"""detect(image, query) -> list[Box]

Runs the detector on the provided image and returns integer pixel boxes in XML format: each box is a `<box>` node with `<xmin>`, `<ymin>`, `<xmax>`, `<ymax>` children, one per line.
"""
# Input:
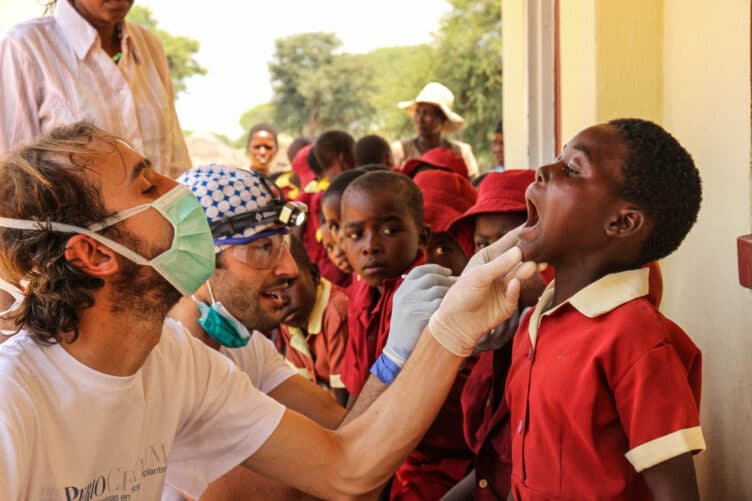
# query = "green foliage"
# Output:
<box><xmin>127</xmin><ymin>6</ymin><xmax>207</xmax><ymax>97</ymax></box>
<box><xmin>431</xmin><ymin>0</ymin><xmax>502</xmax><ymax>168</ymax></box>
<box><xmin>352</xmin><ymin>45</ymin><xmax>438</xmax><ymax>140</ymax></box>
<box><xmin>239</xmin><ymin>1</ymin><xmax>502</xmax><ymax>168</ymax></box>
<box><xmin>267</xmin><ymin>33</ymin><xmax>376</xmax><ymax>136</ymax></box>
<box><xmin>239</xmin><ymin>103</ymin><xmax>276</xmax><ymax>134</ymax></box>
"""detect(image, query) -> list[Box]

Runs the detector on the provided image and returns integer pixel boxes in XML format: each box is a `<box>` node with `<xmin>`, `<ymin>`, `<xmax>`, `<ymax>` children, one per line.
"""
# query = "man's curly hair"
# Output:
<box><xmin>0</xmin><ymin>122</ymin><xmax>121</xmax><ymax>343</ymax></box>
<box><xmin>609</xmin><ymin>118</ymin><xmax>702</xmax><ymax>265</ymax></box>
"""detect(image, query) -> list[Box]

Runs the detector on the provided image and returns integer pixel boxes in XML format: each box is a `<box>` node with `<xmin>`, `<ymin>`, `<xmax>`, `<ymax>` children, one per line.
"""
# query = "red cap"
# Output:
<box><xmin>447</xmin><ymin>169</ymin><xmax>535</xmax><ymax>244</ymax></box>
<box><xmin>413</xmin><ymin>170</ymin><xmax>477</xmax><ymax>257</ymax></box>
<box><xmin>401</xmin><ymin>147</ymin><xmax>469</xmax><ymax>179</ymax></box>
<box><xmin>291</xmin><ymin>144</ymin><xmax>316</xmax><ymax>187</ymax></box>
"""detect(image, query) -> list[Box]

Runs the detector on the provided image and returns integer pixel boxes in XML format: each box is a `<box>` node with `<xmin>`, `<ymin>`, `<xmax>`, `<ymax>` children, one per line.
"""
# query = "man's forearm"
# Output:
<box><xmin>333</xmin><ymin>328</ymin><xmax>464</xmax><ymax>490</ymax></box>
<box><xmin>339</xmin><ymin>375</ymin><xmax>387</xmax><ymax>427</ymax></box>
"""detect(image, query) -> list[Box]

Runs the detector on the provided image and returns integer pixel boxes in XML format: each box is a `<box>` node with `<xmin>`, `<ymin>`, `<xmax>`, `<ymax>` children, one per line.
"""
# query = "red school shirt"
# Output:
<box><xmin>460</xmin><ymin>341</ymin><xmax>514</xmax><ymax>501</ymax></box>
<box><xmin>340</xmin><ymin>256</ymin><xmax>424</xmax><ymax>397</ymax></box>
<box><xmin>390</xmin><ymin>358</ymin><xmax>476</xmax><ymax>501</ymax></box>
<box><xmin>279</xmin><ymin>279</ymin><xmax>349</xmax><ymax>390</ymax></box>
<box><xmin>505</xmin><ymin>268</ymin><xmax>704</xmax><ymax>501</ymax></box>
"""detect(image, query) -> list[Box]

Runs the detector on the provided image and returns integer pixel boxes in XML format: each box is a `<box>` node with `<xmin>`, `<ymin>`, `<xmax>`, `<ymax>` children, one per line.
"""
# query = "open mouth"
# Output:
<box><xmin>524</xmin><ymin>198</ymin><xmax>539</xmax><ymax>228</ymax></box>
<box><xmin>261</xmin><ymin>281</ymin><xmax>292</xmax><ymax>306</ymax></box>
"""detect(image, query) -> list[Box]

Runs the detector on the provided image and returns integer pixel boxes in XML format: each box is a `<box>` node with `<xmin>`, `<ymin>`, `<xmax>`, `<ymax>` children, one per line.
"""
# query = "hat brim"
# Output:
<box><xmin>399</xmin><ymin>100</ymin><xmax>464</xmax><ymax>134</ymax></box>
<box><xmin>446</xmin><ymin>198</ymin><xmax>528</xmax><ymax>241</ymax></box>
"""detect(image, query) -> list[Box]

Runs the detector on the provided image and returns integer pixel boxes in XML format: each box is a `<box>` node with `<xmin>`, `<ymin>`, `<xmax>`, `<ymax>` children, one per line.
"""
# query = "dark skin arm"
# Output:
<box><xmin>641</xmin><ymin>452</ymin><xmax>700</xmax><ymax>501</ymax></box>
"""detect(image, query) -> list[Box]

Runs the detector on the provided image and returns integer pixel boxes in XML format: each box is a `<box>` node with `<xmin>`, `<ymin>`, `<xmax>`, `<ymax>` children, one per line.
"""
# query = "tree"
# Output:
<box><xmin>127</xmin><ymin>6</ymin><xmax>207</xmax><ymax>97</ymax></box>
<box><xmin>268</xmin><ymin>33</ymin><xmax>375</xmax><ymax>136</ymax></box>
<box><xmin>431</xmin><ymin>0</ymin><xmax>502</xmax><ymax>168</ymax></box>
<box><xmin>353</xmin><ymin>45</ymin><xmax>438</xmax><ymax>140</ymax></box>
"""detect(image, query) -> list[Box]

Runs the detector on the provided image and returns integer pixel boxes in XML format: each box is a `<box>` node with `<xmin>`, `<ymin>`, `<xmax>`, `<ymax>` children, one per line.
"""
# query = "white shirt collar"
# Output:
<box><xmin>528</xmin><ymin>268</ymin><xmax>650</xmax><ymax>348</ymax></box>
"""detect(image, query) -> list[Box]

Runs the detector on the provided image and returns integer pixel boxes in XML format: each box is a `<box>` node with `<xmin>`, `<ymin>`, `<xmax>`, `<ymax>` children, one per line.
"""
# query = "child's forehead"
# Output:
<box><xmin>342</xmin><ymin>187</ymin><xmax>415</xmax><ymax>220</ymax></box>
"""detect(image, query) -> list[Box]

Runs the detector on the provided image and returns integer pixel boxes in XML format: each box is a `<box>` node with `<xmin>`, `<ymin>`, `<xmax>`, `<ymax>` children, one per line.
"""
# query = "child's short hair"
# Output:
<box><xmin>307</xmin><ymin>146</ymin><xmax>323</xmax><ymax>176</ymax></box>
<box><xmin>609</xmin><ymin>118</ymin><xmax>702</xmax><ymax>264</ymax></box>
<box><xmin>314</xmin><ymin>130</ymin><xmax>355</xmax><ymax>172</ymax></box>
<box><xmin>354</xmin><ymin>135</ymin><xmax>392</xmax><ymax>167</ymax></box>
<box><xmin>246</xmin><ymin>123</ymin><xmax>278</xmax><ymax>150</ymax></box>
<box><xmin>287</xmin><ymin>136</ymin><xmax>313</xmax><ymax>163</ymax></box>
<box><xmin>344</xmin><ymin>171</ymin><xmax>424</xmax><ymax>228</ymax></box>
<box><xmin>324</xmin><ymin>169</ymin><xmax>369</xmax><ymax>204</ymax></box>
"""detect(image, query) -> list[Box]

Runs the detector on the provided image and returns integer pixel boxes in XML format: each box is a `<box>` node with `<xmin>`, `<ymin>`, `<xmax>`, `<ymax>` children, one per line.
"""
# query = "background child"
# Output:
<box><xmin>338</xmin><ymin>170</ymin><xmax>428</xmax><ymax>398</ymax></box>
<box><xmin>277</xmin><ymin>236</ymin><xmax>349</xmax><ymax>406</ymax></box>
<box><xmin>355</xmin><ymin>134</ymin><xmax>394</xmax><ymax>168</ymax></box>
<box><xmin>413</xmin><ymin>169</ymin><xmax>477</xmax><ymax>276</ymax></box>
<box><xmin>400</xmin><ymin>146</ymin><xmax>469</xmax><ymax>179</ymax></box>
<box><xmin>295</xmin><ymin>131</ymin><xmax>356</xmax><ymax>287</ymax></box>
<box><xmin>443</xmin><ymin>169</ymin><xmax>539</xmax><ymax>501</ymax></box>
<box><xmin>508</xmin><ymin>118</ymin><xmax>704</xmax><ymax>500</ymax></box>
<box><xmin>386</xmin><ymin>168</ymin><xmax>478</xmax><ymax>500</ymax></box>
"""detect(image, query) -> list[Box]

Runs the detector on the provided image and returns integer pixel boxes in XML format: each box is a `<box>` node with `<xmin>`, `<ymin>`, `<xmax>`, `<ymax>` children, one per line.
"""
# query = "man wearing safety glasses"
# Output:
<box><xmin>167</xmin><ymin>164</ymin><xmax>360</xmax><ymax>499</ymax></box>
<box><xmin>0</xmin><ymin>123</ymin><xmax>540</xmax><ymax>500</ymax></box>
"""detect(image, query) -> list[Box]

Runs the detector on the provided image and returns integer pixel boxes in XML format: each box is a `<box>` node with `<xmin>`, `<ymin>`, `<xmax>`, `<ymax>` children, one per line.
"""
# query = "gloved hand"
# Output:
<box><xmin>428</xmin><ymin>228</ymin><xmax>544</xmax><ymax>357</ymax></box>
<box><xmin>370</xmin><ymin>264</ymin><xmax>456</xmax><ymax>384</ymax></box>
<box><xmin>470</xmin><ymin>310</ymin><xmax>522</xmax><ymax>356</ymax></box>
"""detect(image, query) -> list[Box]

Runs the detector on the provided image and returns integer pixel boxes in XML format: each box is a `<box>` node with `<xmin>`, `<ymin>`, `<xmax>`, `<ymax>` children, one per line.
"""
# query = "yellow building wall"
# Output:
<box><xmin>558</xmin><ymin>0</ymin><xmax>597</xmax><ymax>142</ymax></box>
<box><xmin>559</xmin><ymin>0</ymin><xmax>663</xmax><ymax>142</ymax></box>
<box><xmin>661</xmin><ymin>1</ymin><xmax>752</xmax><ymax>498</ymax></box>
<box><xmin>504</xmin><ymin>0</ymin><xmax>752</xmax><ymax>496</ymax></box>
<box><xmin>501</xmin><ymin>0</ymin><xmax>528</xmax><ymax>169</ymax></box>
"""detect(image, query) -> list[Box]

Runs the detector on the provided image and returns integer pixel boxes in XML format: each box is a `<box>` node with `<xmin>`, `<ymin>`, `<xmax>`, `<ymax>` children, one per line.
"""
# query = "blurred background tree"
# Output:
<box><xmin>238</xmin><ymin>0</ymin><xmax>501</xmax><ymax>170</ymax></box>
<box><xmin>127</xmin><ymin>6</ymin><xmax>207</xmax><ymax>97</ymax></box>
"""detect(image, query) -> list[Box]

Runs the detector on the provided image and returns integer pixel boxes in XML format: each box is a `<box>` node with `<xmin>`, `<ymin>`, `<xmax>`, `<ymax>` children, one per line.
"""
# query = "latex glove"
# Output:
<box><xmin>429</xmin><ymin>229</ymin><xmax>543</xmax><ymax>357</ymax></box>
<box><xmin>470</xmin><ymin>310</ymin><xmax>521</xmax><ymax>356</ymax></box>
<box><xmin>370</xmin><ymin>264</ymin><xmax>456</xmax><ymax>384</ymax></box>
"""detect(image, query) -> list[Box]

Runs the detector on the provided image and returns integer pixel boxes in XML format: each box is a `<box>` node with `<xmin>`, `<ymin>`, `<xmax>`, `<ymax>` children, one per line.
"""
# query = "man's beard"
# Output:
<box><xmin>210</xmin><ymin>275</ymin><xmax>287</xmax><ymax>334</ymax></box>
<box><xmin>228</xmin><ymin>288</ymin><xmax>282</xmax><ymax>333</ymax></box>
<box><xmin>109</xmin><ymin>231</ymin><xmax>183</xmax><ymax>320</ymax></box>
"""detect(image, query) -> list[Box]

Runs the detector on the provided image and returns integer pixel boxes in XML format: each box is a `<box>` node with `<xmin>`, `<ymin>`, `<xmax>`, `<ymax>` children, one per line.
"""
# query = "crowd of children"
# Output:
<box><xmin>237</xmin><ymin>113</ymin><xmax>705</xmax><ymax>501</ymax></box>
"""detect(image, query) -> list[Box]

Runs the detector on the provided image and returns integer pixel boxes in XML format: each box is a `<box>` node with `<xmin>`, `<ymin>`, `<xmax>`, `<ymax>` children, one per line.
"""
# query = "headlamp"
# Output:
<box><xmin>209</xmin><ymin>175</ymin><xmax>308</xmax><ymax>239</ymax></box>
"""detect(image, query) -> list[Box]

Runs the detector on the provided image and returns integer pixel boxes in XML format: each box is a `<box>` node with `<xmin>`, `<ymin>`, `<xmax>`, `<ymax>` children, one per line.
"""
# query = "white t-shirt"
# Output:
<box><xmin>0</xmin><ymin>319</ymin><xmax>285</xmax><ymax>500</ymax></box>
<box><xmin>161</xmin><ymin>331</ymin><xmax>297</xmax><ymax>500</ymax></box>
<box><xmin>219</xmin><ymin>331</ymin><xmax>296</xmax><ymax>394</ymax></box>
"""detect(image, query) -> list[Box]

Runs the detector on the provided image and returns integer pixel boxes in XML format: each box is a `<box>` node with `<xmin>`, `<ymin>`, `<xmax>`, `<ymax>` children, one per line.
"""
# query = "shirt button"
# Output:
<box><xmin>485</xmin><ymin>397</ymin><xmax>492</xmax><ymax>408</ymax></box>
<box><xmin>527</xmin><ymin>348</ymin><xmax>534</xmax><ymax>360</ymax></box>
<box><xmin>516</xmin><ymin>419</ymin><xmax>524</xmax><ymax>434</ymax></box>
<box><xmin>478</xmin><ymin>479</ymin><xmax>488</xmax><ymax>489</ymax></box>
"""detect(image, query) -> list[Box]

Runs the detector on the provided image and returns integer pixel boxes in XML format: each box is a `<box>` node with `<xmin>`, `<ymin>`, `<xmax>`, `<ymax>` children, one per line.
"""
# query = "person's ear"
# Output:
<box><xmin>605</xmin><ymin>207</ymin><xmax>645</xmax><ymax>238</ymax></box>
<box><xmin>63</xmin><ymin>235</ymin><xmax>120</xmax><ymax>277</ymax></box>
<box><xmin>418</xmin><ymin>225</ymin><xmax>431</xmax><ymax>250</ymax></box>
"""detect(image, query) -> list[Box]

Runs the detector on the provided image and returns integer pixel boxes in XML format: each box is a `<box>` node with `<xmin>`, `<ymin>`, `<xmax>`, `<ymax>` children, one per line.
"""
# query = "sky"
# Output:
<box><xmin>1</xmin><ymin>0</ymin><xmax>452</xmax><ymax>138</ymax></box>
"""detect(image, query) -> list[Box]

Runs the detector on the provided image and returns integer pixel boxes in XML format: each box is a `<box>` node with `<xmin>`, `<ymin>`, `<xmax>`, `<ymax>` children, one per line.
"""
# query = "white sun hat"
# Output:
<box><xmin>398</xmin><ymin>82</ymin><xmax>465</xmax><ymax>134</ymax></box>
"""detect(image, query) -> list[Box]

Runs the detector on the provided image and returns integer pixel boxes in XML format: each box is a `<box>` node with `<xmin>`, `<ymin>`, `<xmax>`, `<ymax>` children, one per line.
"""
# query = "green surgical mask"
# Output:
<box><xmin>191</xmin><ymin>281</ymin><xmax>251</xmax><ymax>348</ymax></box>
<box><xmin>0</xmin><ymin>184</ymin><xmax>216</xmax><ymax>297</ymax></box>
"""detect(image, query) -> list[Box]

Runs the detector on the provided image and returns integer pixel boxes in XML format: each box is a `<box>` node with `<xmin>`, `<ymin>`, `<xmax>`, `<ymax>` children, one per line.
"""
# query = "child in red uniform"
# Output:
<box><xmin>445</xmin><ymin>170</ymin><xmax>666</xmax><ymax>501</ymax></box>
<box><xmin>277</xmin><ymin>236</ymin><xmax>349</xmax><ymax>406</ymax></box>
<box><xmin>400</xmin><ymin>146</ymin><xmax>469</xmax><ymax>179</ymax></box>
<box><xmin>414</xmin><ymin>169</ymin><xmax>477</xmax><ymax>275</ymax></box>
<box><xmin>384</xmin><ymin>169</ymin><xmax>477</xmax><ymax>500</ymax></box>
<box><xmin>508</xmin><ymin>119</ymin><xmax>704</xmax><ymax>500</ymax></box>
<box><xmin>296</xmin><ymin>131</ymin><xmax>356</xmax><ymax>287</ymax></box>
<box><xmin>443</xmin><ymin>169</ymin><xmax>537</xmax><ymax>501</ymax></box>
<box><xmin>339</xmin><ymin>170</ymin><xmax>429</xmax><ymax>398</ymax></box>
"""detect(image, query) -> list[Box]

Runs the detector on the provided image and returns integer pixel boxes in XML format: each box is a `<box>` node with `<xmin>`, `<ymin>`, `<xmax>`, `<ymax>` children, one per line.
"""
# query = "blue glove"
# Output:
<box><xmin>371</xmin><ymin>264</ymin><xmax>456</xmax><ymax>384</ymax></box>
